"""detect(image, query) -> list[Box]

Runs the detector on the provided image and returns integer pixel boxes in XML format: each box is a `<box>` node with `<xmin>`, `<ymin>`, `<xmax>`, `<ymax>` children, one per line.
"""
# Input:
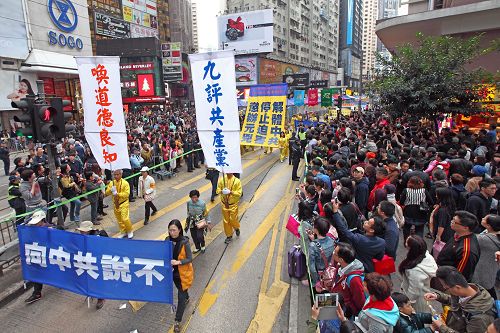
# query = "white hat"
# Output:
<box><xmin>27</xmin><ymin>210</ymin><xmax>46</xmax><ymax>225</ymax></box>
<box><xmin>76</xmin><ymin>221</ymin><xmax>94</xmax><ymax>232</ymax></box>
<box><xmin>140</xmin><ymin>166</ymin><xmax>149</xmax><ymax>172</ymax></box>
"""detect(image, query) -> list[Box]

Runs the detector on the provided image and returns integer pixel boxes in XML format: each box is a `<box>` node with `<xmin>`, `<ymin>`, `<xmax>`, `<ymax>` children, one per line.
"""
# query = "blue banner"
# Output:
<box><xmin>294</xmin><ymin>90</ymin><xmax>305</xmax><ymax>106</ymax></box>
<box><xmin>18</xmin><ymin>225</ymin><xmax>173</xmax><ymax>304</ymax></box>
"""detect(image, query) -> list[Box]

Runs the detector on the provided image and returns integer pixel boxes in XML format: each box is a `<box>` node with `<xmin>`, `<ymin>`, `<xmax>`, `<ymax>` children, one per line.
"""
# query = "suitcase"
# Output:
<box><xmin>288</xmin><ymin>245</ymin><xmax>307</xmax><ymax>279</ymax></box>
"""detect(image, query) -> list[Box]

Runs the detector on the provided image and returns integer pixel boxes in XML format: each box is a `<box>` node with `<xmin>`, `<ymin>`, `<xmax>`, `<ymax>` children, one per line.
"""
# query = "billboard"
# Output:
<box><xmin>283</xmin><ymin>73</ymin><xmax>310</xmax><ymax>88</ymax></box>
<box><xmin>123</xmin><ymin>0</ymin><xmax>157</xmax><ymax>32</ymax></box>
<box><xmin>94</xmin><ymin>12</ymin><xmax>131</xmax><ymax>39</ymax></box>
<box><xmin>259</xmin><ymin>59</ymin><xmax>299</xmax><ymax>84</ymax></box>
<box><xmin>162</xmin><ymin>42</ymin><xmax>183</xmax><ymax>82</ymax></box>
<box><xmin>217</xmin><ymin>9</ymin><xmax>273</xmax><ymax>55</ymax></box>
<box><xmin>347</xmin><ymin>0</ymin><xmax>353</xmax><ymax>45</ymax></box>
<box><xmin>235</xmin><ymin>56</ymin><xmax>258</xmax><ymax>86</ymax></box>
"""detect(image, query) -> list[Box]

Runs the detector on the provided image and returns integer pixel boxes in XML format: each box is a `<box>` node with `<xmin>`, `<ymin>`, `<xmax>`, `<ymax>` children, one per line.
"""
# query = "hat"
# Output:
<box><xmin>28</xmin><ymin>210</ymin><xmax>46</xmax><ymax>225</ymax></box>
<box><xmin>471</xmin><ymin>165</ymin><xmax>487</xmax><ymax>176</ymax></box>
<box><xmin>76</xmin><ymin>221</ymin><xmax>94</xmax><ymax>232</ymax></box>
<box><xmin>140</xmin><ymin>166</ymin><xmax>149</xmax><ymax>172</ymax></box>
<box><xmin>9</xmin><ymin>175</ymin><xmax>19</xmax><ymax>182</ymax></box>
<box><xmin>354</xmin><ymin>166</ymin><xmax>365</xmax><ymax>174</ymax></box>
<box><xmin>366</xmin><ymin>152</ymin><xmax>376</xmax><ymax>159</ymax></box>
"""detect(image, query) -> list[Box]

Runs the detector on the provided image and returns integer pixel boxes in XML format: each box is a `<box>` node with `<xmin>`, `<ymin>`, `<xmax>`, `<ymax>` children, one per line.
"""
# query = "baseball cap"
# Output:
<box><xmin>76</xmin><ymin>221</ymin><xmax>94</xmax><ymax>233</ymax></box>
<box><xmin>140</xmin><ymin>166</ymin><xmax>150</xmax><ymax>172</ymax></box>
<box><xmin>27</xmin><ymin>210</ymin><xmax>46</xmax><ymax>225</ymax></box>
<box><xmin>354</xmin><ymin>166</ymin><xmax>365</xmax><ymax>174</ymax></box>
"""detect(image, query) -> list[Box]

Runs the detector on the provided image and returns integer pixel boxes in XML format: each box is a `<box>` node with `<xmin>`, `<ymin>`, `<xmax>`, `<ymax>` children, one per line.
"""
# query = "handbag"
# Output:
<box><xmin>315</xmin><ymin>246</ymin><xmax>338</xmax><ymax>292</ymax></box>
<box><xmin>144</xmin><ymin>193</ymin><xmax>154</xmax><ymax>202</ymax></box>
<box><xmin>195</xmin><ymin>219</ymin><xmax>208</xmax><ymax>229</ymax></box>
<box><xmin>372</xmin><ymin>255</ymin><xmax>396</xmax><ymax>275</ymax></box>
<box><xmin>432</xmin><ymin>240</ymin><xmax>446</xmax><ymax>260</ymax></box>
<box><xmin>286</xmin><ymin>214</ymin><xmax>300</xmax><ymax>239</ymax></box>
<box><xmin>419</xmin><ymin>200</ymin><xmax>430</xmax><ymax>212</ymax></box>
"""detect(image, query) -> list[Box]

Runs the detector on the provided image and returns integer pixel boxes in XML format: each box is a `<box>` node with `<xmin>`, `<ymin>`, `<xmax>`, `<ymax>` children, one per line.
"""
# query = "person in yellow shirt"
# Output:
<box><xmin>216</xmin><ymin>173</ymin><xmax>242</xmax><ymax>244</ymax></box>
<box><xmin>278</xmin><ymin>132</ymin><xmax>288</xmax><ymax>163</ymax></box>
<box><xmin>105</xmin><ymin>169</ymin><xmax>133</xmax><ymax>238</ymax></box>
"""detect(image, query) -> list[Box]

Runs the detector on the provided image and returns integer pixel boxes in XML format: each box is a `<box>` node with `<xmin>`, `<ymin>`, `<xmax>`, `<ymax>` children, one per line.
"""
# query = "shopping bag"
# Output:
<box><xmin>372</xmin><ymin>255</ymin><xmax>396</xmax><ymax>275</ymax></box>
<box><xmin>432</xmin><ymin>240</ymin><xmax>446</xmax><ymax>260</ymax></box>
<box><xmin>286</xmin><ymin>214</ymin><xmax>300</xmax><ymax>239</ymax></box>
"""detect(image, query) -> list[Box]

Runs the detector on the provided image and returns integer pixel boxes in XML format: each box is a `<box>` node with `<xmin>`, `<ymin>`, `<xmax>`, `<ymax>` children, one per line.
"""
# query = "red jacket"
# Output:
<box><xmin>332</xmin><ymin>269</ymin><xmax>366</xmax><ymax>318</ymax></box>
<box><xmin>368</xmin><ymin>178</ymin><xmax>390</xmax><ymax>211</ymax></box>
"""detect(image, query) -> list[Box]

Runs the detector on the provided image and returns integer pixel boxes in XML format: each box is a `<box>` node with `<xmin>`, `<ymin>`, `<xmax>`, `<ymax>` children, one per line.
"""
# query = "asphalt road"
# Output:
<box><xmin>0</xmin><ymin>149</ymin><xmax>303</xmax><ymax>333</ymax></box>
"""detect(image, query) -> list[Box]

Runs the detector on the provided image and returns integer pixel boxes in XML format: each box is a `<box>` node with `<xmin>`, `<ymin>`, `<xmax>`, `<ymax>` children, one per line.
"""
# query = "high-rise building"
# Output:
<box><xmin>169</xmin><ymin>0</ymin><xmax>194</xmax><ymax>54</ymax></box>
<box><xmin>338</xmin><ymin>0</ymin><xmax>363</xmax><ymax>89</ymax></box>
<box><xmin>191</xmin><ymin>0</ymin><xmax>199</xmax><ymax>52</ymax></box>
<box><xmin>361</xmin><ymin>0</ymin><xmax>378</xmax><ymax>77</ymax></box>
<box><xmin>225</xmin><ymin>0</ymin><xmax>339</xmax><ymax>74</ymax></box>
<box><xmin>158</xmin><ymin>0</ymin><xmax>171</xmax><ymax>43</ymax></box>
<box><xmin>375</xmin><ymin>0</ymin><xmax>400</xmax><ymax>70</ymax></box>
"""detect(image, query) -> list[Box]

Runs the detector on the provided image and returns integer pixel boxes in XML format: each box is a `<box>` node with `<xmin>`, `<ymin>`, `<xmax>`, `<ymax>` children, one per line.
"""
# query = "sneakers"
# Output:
<box><xmin>192</xmin><ymin>248</ymin><xmax>201</xmax><ymax>254</ymax></box>
<box><xmin>144</xmin><ymin>219</ymin><xmax>149</xmax><ymax>226</ymax></box>
<box><xmin>127</xmin><ymin>232</ymin><xmax>134</xmax><ymax>239</ymax></box>
<box><xmin>174</xmin><ymin>322</ymin><xmax>181</xmax><ymax>333</ymax></box>
<box><xmin>151</xmin><ymin>210</ymin><xmax>157</xmax><ymax>216</ymax></box>
<box><xmin>25</xmin><ymin>293</ymin><xmax>41</xmax><ymax>304</ymax></box>
<box><xmin>201</xmin><ymin>247</ymin><xmax>206</xmax><ymax>253</ymax></box>
<box><xmin>224</xmin><ymin>236</ymin><xmax>233</xmax><ymax>244</ymax></box>
<box><xmin>235</xmin><ymin>229</ymin><xmax>240</xmax><ymax>237</ymax></box>
<box><xmin>96</xmin><ymin>299</ymin><xmax>105</xmax><ymax>310</ymax></box>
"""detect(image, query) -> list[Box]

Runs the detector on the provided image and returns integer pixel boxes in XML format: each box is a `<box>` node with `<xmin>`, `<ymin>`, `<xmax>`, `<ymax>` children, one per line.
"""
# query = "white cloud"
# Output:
<box><xmin>195</xmin><ymin>0</ymin><xmax>226</xmax><ymax>51</ymax></box>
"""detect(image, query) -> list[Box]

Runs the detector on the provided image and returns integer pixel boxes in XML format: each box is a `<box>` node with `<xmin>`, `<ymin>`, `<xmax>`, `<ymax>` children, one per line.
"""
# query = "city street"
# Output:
<box><xmin>0</xmin><ymin>149</ymin><xmax>306</xmax><ymax>333</ymax></box>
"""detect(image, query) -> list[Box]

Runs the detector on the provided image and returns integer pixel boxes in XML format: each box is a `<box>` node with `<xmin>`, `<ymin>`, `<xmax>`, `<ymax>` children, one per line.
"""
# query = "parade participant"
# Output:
<box><xmin>24</xmin><ymin>210</ymin><xmax>49</xmax><ymax>304</ymax></box>
<box><xmin>76</xmin><ymin>221</ymin><xmax>108</xmax><ymax>310</ymax></box>
<box><xmin>186</xmin><ymin>189</ymin><xmax>211</xmax><ymax>253</ymax></box>
<box><xmin>278</xmin><ymin>132</ymin><xmax>288</xmax><ymax>163</ymax></box>
<box><xmin>138</xmin><ymin>166</ymin><xmax>157</xmax><ymax>225</ymax></box>
<box><xmin>217</xmin><ymin>172</ymin><xmax>242</xmax><ymax>244</ymax></box>
<box><xmin>166</xmin><ymin>219</ymin><xmax>194</xmax><ymax>333</ymax></box>
<box><xmin>105</xmin><ymin>169</ymin><xmax>133</xmax><ymax>239</ymax></box>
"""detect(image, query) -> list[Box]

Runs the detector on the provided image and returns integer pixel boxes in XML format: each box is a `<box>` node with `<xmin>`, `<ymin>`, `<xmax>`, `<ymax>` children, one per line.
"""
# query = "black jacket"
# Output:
<box><xmin>402</xmin><ymin>170</ymin><xmax>431</xmax><ymax>191</ymax></box>
<box><xmin>449</xmin><ymin>158</ymin><xmax>473</xmax><ymax>179</ymax></box>
<box><xmin>437</xmin><ymin>233</ymin><xmax>480</xmax><ymax>282</ymax></box>
<box><xmin>8</xmin><ymin>184</ymin><xmax>25</xmax><ymax>210</ymax></box>
<box><xmin>395</xmin><ymin>312</ymin><xmax>432</xmax><ymax>333</ymax></box>
<box><xmin>465</xmin><ymin>192</ymin><xmax>491</xmax><ymax>232</ymax></box>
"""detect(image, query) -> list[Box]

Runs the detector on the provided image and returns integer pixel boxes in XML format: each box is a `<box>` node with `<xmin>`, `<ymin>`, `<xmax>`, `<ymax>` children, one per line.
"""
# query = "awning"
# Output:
<box><xmin>20</xmin><ymin>49</ymin><xmax>78</xmax><ymax>75</ymax></box>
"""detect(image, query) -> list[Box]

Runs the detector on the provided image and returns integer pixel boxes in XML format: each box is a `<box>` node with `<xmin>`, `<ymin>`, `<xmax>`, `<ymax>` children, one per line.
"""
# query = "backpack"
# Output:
<box><xmin>315</xmin><ymin>245</ymin><xmax>337</xmax><ymax>292</ymax></box>
<box><xmin>346</xmin><ymin>274</ymin><xmax>364</xmax><ymax>288</ymax></box>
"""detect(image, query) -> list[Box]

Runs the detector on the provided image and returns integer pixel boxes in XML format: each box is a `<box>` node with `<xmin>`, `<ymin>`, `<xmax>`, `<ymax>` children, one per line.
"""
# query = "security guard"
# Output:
<box><xmin>8</xmin><ymin>174</ymin><xmax>25</xmax><ymax>225</ymax></box>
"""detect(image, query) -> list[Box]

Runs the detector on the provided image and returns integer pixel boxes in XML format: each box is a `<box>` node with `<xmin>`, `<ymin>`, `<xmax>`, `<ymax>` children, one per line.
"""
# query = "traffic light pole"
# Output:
<box><xmin>46</xmin><ymin>142</ymin><xmax>65</xmax><ymax>228</ymax></box>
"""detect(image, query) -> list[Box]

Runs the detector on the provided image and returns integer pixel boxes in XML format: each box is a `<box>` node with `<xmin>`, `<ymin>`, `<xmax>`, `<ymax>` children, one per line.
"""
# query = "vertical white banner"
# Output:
<box><xmin>189</xmin><ymin>51</ymin><xmax>242</xmax><ymax>173</ymax></box>
<box><xmin>75</xmin><ymin>56</ymin><xmax>131</xmax><ymax>170</ymax></box>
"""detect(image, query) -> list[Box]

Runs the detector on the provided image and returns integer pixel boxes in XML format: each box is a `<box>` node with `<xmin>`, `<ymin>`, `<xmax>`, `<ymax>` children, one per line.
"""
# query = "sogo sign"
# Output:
<box><xmin>47</xmin><ymin>0</ymin><xmax>83</xmax><ymax>50</ymax></box>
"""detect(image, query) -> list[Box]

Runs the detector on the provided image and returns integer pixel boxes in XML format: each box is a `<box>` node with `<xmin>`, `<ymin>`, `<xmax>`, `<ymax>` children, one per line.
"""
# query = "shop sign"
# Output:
<box><xmin>310</xmin><ymin>80</ymin><xmax>329</xmax><ymax>88</ymax></box>
<box><xmin>120</xmin><ymin>62</ymin><xmax>154</xmax><ymax>71</ymax></box>
<box><xmin>122</xmin><ymin>96</ymin><xmax>165</xmax><ymax>103</ymax></box>
<box><xmin>94</xmin><ymin>12</ymin><xmax>131</xmax><ymax>39</ymax></box>
<box><xmin>47</xmin><ymin>0</ymin><xmax>83</xmax><ymax>50</ymax></box>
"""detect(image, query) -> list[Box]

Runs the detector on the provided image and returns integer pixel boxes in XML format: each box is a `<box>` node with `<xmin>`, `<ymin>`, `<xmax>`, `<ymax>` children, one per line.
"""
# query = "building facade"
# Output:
<box><xmin>191</xmin><ymin>0</ymin><xmax>199</xmax><ymax>52</ymax></box>
<box><xmin>361</xmin><ymin>0</ymin><xmax>378</xmax><ymax>77</ymax></box>
<box><xmin>158</xmin><ymin>0</ymin><xmax>171</xmax><ymax>43</ymax></box>
<box><xmin>225</xmin><ymin>0</ymin><xmax>339</xmax><ymax>76</ymax></box>
<box><xmin>169</xmin><ymin>0</ymin><xmax>194</xmax><ymax>54</ymax></box>
<box><xmin>375</xmin><ymin>0</ymin><xmax>400</xmax><ymax>70</ymax></box>
<box><xmin>338</xmin><ymin>0</ymin><xmax>363</xmax><ymax>90</ymax></box>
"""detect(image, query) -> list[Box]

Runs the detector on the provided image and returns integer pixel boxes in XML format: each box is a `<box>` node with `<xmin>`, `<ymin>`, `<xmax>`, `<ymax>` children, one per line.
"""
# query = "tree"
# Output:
<box><xmin>370</xmin><ymin>33</ymin><xmax>498</xmax><ymax>120</ymax></box>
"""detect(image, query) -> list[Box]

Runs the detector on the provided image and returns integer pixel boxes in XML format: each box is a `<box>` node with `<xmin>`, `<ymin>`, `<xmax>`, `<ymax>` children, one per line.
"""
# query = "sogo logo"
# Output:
<box><xmin>47</xmin><ymin>0</ymin><xmax>83</xmax><ymax>50</ymax></box>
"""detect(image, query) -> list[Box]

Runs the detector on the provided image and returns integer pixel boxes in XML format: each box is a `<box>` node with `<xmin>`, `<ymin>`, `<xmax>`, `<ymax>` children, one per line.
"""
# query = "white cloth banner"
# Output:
<box><xmin>189</xmin><ymin>51</ymin><xmax>242</xmax><ymax>173</ymax></box>
<box><xmin>75</xmin><ymin>56</ymin><xmax>131</xmax><ymax>170</ymax></box>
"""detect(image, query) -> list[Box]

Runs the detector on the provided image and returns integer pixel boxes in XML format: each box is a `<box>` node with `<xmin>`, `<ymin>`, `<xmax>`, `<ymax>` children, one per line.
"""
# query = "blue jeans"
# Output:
<box><xmin>70</xmin><ymin>198</ymin><xmax>81</xmax><ymax>222</ymax></box>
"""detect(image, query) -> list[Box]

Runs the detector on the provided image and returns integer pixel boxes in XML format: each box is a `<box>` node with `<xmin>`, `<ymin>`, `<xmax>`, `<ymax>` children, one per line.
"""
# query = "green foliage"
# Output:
<box><xmin>370</xmin><ymin>33</ymin><xmax>498</xmax><ymax>119</ymax></box>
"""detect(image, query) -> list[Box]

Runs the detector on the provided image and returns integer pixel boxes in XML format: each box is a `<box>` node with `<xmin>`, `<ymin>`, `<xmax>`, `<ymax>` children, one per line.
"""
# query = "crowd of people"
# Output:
<box><xmin>288</xmin><ymin>111</ymin><xmax>500</xmax><ymax>332</ymax></box>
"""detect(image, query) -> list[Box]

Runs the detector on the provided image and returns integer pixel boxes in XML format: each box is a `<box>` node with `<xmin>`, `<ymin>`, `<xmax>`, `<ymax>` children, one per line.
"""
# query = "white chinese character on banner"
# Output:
<box><xmin>25</xmin><ymin>242</ymin><xmax>47</xmax><ymax>267</ymax></box>
<box><xmin>134</xmin><ymin>258</ymin><xmax>165</xmax><ymax>286</ymax></box>
<box><xmin>102</xmin><ymin>255</ymin><xmax>131</xmax><ymax>283</ymax></box>
<box><xmin>74</xmin><ymin>251</ymin><xmax>99</xmax><ymax>279</ymax></box>
<box><xmin>48</xmin><ymin>246</ymin><xmax>71</xmax><ymax>271</ymax></box>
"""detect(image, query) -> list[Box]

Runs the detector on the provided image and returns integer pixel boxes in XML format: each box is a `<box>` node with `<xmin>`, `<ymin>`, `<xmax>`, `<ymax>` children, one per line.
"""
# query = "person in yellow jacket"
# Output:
<box><xmin>166</xmin><ymin>219</ymin><xmax>193</xmax><ymax>333</ymax></box>
<box><xmin>278</xmin><ymin>131</ymin><xmax>288</xmax><ymax>163</ymax></box>
<box><xmin>105</xmin><ymin>169</ymin><xmax>133</xmax><ymax>238</ymax></box>
<box><xmin>216</xmin><ymin>172</ymin><xmax>242</xmax><ymax>243</ymax></box>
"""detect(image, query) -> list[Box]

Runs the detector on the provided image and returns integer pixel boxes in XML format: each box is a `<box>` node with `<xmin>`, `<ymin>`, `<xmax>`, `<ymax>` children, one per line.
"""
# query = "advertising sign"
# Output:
<box><xmin>76</xmin><ymin>56</ymin><xmax>131</xmax><ymax>170</ymax></box>
<box><xmin>259</xmin><ymin>59</ymin><xmax>299</xmax><ymax>84</ymax></box>
<box><xmin>310</xmin><ymin>80</ymin><xmax>329</xmax><ymax>88</ymax></box>
<box><xmin>235</xmin><ymin>56</ymin><xmax>258</xmax><ymax>86</ymax></box>
<box><xmin>94</xmin><ymin>12</ymin><xmax>131</xmax><ymax>39</ymax></box>
<box><xmin>123</xmin><ymin>0</ymin><xmax>157</xmax><ymax>34</ymax></box>
<box><xmin>347</xmin><ymin>0</ymin><xmax>353</xmax><ymax>45</ymax></box>
<box><xmin>240</xmin><ymin>84</ymin><xmax>288</xmax><ymax>148</ymax></box>
<box><xmin>123</xmin><ymin>6</ymin><xmax>133</xmax><ymax>22</ymax></box>
<box><xmin>0</xmin><ymin>0</ymin><xmax>29</xmax><ymax>60</ymax></box>
<box><xmin>217</xmin><ymin>9</ymin><xmax>273</xmax><ymax>55</ymax></box>
<box><xmin>130</xmin><ymin>24</ymin><xmax>158</xmax><ymax>38</ymax></box>
<box><xmin>19</xmin><ymin>225</ymin><xmax>173</xmax><ymax>304</ymax></box>
<box><xmin>162</xmin><ymin>42</ymin><xmax>183</xmax><ymax>82</ymax></box>
<box><xmin>189</xmin><ymin>51</ymin><xmax>242</xmax><ymax>173</ymax></box>
<box><xmin>137</xmin><ymin>74</ymin><xmax>155</xmax><ymax>97</ymax></box>
<box><xmin>283</xmin><ymin>74</ymin><xmax>310</xmax><ymax>88</ymax></box>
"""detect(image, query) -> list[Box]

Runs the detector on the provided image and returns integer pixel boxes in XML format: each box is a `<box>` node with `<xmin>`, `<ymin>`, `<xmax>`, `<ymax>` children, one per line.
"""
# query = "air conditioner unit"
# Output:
<box><xmin>1</xmin><ymin>59</ymin><xmax>19</xmax><ymax>70</ymax></box>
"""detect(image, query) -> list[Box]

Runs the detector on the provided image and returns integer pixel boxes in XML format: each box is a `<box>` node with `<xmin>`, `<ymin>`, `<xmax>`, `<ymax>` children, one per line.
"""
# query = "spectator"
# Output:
<box><xmin>472</xmin><ymin>214</ymin><xmax>500</xmax><ymax>300</ymax></box>
<box><xmin>400</xmin><ymin>175</ymin><xmax>433</xmax><ymax>241</ymax></box>
<box><xmin>465</xmin><ymin>165</ymin><xmax>487</xmax><ymax>193</ymax></box>
<box><xmin>385</xmin><ymin>184</ymin><xmax>405</xmax><ymax>228</ymax></box>
<box><xmin>19</xmin><ymin>168</ymin><xmax>45</xmax><ymax>215</ymax></box>
<box><xmin>368</xmin><ymin>167</ymin><xmax>391</xmax><ymax>212</ymax></box>
<box><xmin>398</xmin><ymin>235</ymin><xmax>437</xmax><ymax>312</ymax></box>
<box><xmin>33</xmin><ymin>147</ymin><xmax>48</xmax><ymax>165</ymax></box>
<box><xmin>338</xmin><ymin>187</ymin><xmax>360</xmax><ymax>231</ymax></box>
<box><xmin>352</xmin><ymin>166</ymin><xmax>369</xmax><ymax>216</ymax></box>
<box><xmin>449</xmin><ymin>173</ymin><xmax>467</xmax><ymax>210</ymax></box>
<box><xmin>82</xmin><ymin>171</ymin><xmax>101</xmax><ymax>225</ymax></box>
<box><xmin>311</xmin><ymin>165</ymin><xmax>332</xmax><ymax>191</ymax></box>
<box><xmin>307</xmin><ymin>217</ymin><xmax>335</xmax><ymax>285</ymax></box>
<box><xmin>487</xmin><ymin>319</ymin><xmax>500</xmax><ymax>333</ymax></box>
<box><xmin>465</xmin><ymin>179</ymin><xmax>497</xmax><ymax>232</ymax></box>
<box><xmin>377</xmin><ymin>200</ymin><xmax>399</xmax><ymax>259</ymax></box>
<box><xmin>67</xmin><ymin>150</ymin><xmax>83</xmax><ymax>178</ymax></box>
<box><xmin>425</xmin><ymin>266</ymin><xmax>495</xmax><ymax>333</ymax></box>
<box><xmin>392</xmin><ymin>292</ymin><xmax>433</xmax><ymax>333</ymax></box>
<box><xmin>337</xmin><ymin>273</ymin><xmax>399</xmax><ymax>332</ymax></box>
<box><xmin>430</xmin><ymin>188</ymin><xmax>455</xmax><ymax>244</ymax></box>
<box><xmin>0</xmin><ymin>141</ymin><xmax>10</xmax><ymax>176</ymax></box>
<box><xmin>436</xmin><ymin>211</ymin><xmax>480</xmax><ymax>282</ymax></box>
<box><xmin>449</xmin><ymin>149</ymin><xmax>473</xmax><ymax>179</ymax></box>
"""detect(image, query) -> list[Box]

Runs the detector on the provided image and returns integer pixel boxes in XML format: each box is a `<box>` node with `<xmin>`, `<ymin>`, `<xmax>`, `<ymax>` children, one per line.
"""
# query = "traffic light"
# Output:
<box><xmin>33</xmin><ymin>102</ymin><xmax>57</xmax><ymax>142</ymax></box>
<box><xmin>12</xmin><ymin>97</ymin><xmax>36</xmax><ymax>139</ymax></box>
<box><xmin>51</xmin><ymin>98</ymin><xmax>75</xmax><ymax>139</ymax></box>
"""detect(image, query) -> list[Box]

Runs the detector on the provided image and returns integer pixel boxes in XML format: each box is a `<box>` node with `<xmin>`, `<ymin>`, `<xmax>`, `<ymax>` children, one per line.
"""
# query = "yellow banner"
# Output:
<box><xmin>123</xmin><ymin>6</ymin><xmax>133</xmax><ymax>22</ymax></box>
<box><xmin>240</xmin><ymin>96</ymin><xmax>287</xmax><ymax>147</ymax></box>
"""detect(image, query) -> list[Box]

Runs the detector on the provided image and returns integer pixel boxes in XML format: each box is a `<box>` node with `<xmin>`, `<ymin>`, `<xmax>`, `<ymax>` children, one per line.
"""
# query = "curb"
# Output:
<box><xmin>288</xmin><ymin>275</ymin><xmax>299</xmax><ymax>333</ymax></box>
<box><xmin>0</xmin><ymin>281</ymin><xmax>31</xmax><ymax>309</ymax></box>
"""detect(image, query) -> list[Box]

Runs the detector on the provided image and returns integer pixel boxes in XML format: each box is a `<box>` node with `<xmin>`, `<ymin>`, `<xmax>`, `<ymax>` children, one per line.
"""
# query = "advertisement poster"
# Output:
<box><xmin>259</xmin><ymin>59</ymin><xmax>299</xmax><ymax>84</ymax></box>
<box><xmin>94</xmin><ymin>12</ymin><xmax>131</xmax><ymax>39</ymax></box>
<box><xmin>217</xmin><ymin>9</ymin><xmax>273</xmax><ymax>55</ymax></box>
<box><xmin>123</xmin><ymin>6</ymin><xmax>133</xmax><ymax>22</ymax></box>
<box><xmin>240</xmin><ymin>84</ymin><xmax>288</xmax><ymax>148</ymax></box>
<box><xmin>235</xmin><ymin>56</ymin><xmax>257</xmax><ymax>86</ymax></box>
<box><xmin>131</xmin><ymin>24</ymin><xmax>158</xmax><ymax>38</ymax></box>
<box><xmin>162</xmin><ymin>42</ymin><xmax>183</xmax><ymax>82</ymax></box>
<box><xmin>283</xmin><ymin>73</ymin><xmax>310</xmax><ymax>88</ymax></box>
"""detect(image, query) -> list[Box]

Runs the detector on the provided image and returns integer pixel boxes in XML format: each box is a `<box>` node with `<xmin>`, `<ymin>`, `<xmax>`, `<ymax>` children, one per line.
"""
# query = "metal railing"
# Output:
<box><xmin>0</xmin><ymin>211</ymin><xmax>19</xmax><ymax>272</ymax></box>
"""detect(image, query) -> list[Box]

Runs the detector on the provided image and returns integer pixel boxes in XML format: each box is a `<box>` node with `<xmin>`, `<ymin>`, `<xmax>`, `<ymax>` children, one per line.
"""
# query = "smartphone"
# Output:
<box><xmin>295</xmin><ymin>188</ymin><xmax>300</xmax><ymax>195</ymax></box>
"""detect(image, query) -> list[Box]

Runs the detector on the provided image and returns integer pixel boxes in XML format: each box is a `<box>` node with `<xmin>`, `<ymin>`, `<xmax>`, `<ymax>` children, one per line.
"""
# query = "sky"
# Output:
<box><xmin>195</xmin><ymin>0</ymin><xmax>226</xmax><ymax>51</ymax></box>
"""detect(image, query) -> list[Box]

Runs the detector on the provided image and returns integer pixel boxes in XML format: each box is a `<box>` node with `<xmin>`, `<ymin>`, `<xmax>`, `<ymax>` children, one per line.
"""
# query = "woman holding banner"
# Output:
<box><xmin>166</xmin><ymin>219</ymin><xmax>194</xmax><ymax>333</ymax></box>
